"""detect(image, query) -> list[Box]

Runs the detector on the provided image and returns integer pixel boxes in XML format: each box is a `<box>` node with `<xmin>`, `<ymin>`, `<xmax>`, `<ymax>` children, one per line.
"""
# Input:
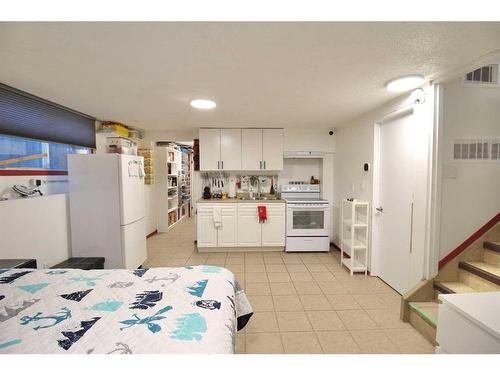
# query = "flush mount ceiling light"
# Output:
<box><xmin>190</xmin><ymin>99</ymin><xmax>216</xmax><ymax>110</ymax></box>
<box><xmin>386</xmin><ymin>75</ymin><xmax>425</xmax><ymax>92</ymax></box>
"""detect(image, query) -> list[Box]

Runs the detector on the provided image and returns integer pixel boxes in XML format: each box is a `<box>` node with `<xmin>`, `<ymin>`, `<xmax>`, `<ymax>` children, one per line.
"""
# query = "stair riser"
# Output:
<box><xmin>458</xmin><ymin>270</ymin><xmax>499</xmax><ymax>292</ymax></box>
<box><xmin>484</xmin><ymin>249</ymin><xmax>500</xmax><ymax>267</ymax></box>
<box><xmin>409</xmin><ymin>309</ymin><xmax>436</xmax><ymax>346</ymax></box>
<box><xmin>484</xmin><ymin>241</ymin><xmax>500</xmax><ymax>253</ymax></box>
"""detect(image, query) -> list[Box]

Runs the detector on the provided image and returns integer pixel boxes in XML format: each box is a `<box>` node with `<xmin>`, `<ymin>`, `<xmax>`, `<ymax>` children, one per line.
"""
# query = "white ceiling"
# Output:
<box><xmin>1</xmin><ymin>22</ymin><xmax>499</xmax><ymax>130</ymax></box>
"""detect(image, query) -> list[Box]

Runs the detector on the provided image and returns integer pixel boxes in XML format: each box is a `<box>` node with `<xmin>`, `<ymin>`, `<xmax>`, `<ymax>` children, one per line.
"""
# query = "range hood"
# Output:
<box><xmin>284</xmin><ymin>151</ymin><xmax>325</xmax><ymax>159</ymax></box>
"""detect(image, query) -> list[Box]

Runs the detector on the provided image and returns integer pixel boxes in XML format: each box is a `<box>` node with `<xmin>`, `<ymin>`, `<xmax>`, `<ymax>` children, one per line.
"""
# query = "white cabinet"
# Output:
<box><xmin>262</xmin><ymin>128</ymin><xmax>284</xmax><ymax>171</ymax></box>
<box><xmin>436</xmin><ymin>292</ymin><xmax>500</xmax><ymax>354</ymax></box>
<box><xmin>199</xmin><ymin>128</ymin><xmax>242</xmax><ymax>171</ymax></box>
<box><xmin>199</xmin><ymin>128</ymin><xmax>221</xmax><ymax>171</ymax></box>
<box><xmin>201</xmin><ymin>128</ymin><xmax>283</xmax><ymax>171</ymax></box>
<box><xmin>220</xmin><ymin>129</ymin><xmax>242</xmax><ymax>171</ymax></box>
<box><xmin>217</xmin><ymin>205</ymin><xmax>238</xmax><ymax>247</ymax></box>
<box><xmin>241</xmin><ymin>129</ymin><xmax>263</xmax><ymax>170</ymax></box>
<box><xmin>261</xmin><ymin>204</ymin><xmax>286</xmax><ymax>246</ymax></box>
<box><xmin>237</xmin><ymin>204</ymin><xmax>262</xmax><ymax>247</ymax></box>
<box><xmin>237</xmin><ymin>203</ymin><xmax>286</xmax><ymax>247</ymax></box>
<box><xmin>197</xmin><ymin>206</ymin><xmax>218</xmax><ymax>247</ymax></box>
<box><xmin>197</xmin><ymin>204</ymin><xmax>237</xmax><ymax>247</ymax></box>
<box><xmin>198</xmin><ymin>202</ymin><xmax>286</xmax><ymax>249</ymax></box>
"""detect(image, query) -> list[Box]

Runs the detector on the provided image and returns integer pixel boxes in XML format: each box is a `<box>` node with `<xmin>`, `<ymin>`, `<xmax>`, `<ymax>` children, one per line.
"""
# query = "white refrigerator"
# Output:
<box><xmin>68</xmin><ymin>154</ymin><xmax>147</xmax><ymax>269</ymax></box>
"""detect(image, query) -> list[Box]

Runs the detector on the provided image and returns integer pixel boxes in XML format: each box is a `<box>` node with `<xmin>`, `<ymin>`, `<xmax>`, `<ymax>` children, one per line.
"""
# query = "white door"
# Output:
<box><xmin>262</xmin><ymin>128</ymin><xmax>284</xmax><ymax>170</ymax></box>
<box><xmin>220</xmin><ymin>129</ymin><xmax>242</xmax><ymax>170</ymax></box>
<box><xmin>261</xmin><ymin>204</ymin><xmax>286</xmax><ymax>246</ymax></box>
<box><xmin>200</xmin><ymin>128</ymin><xmax>221</xmax><ymax>171</ymax></box>
<box><xmin>197</xmin><ymin>208</ymin><xmax>218</xmax><ymax>247</ymax></box>
<box><xmin>241</xmin><ymin>129</ymin><xmax>263</xmax><ymax>170</ymax></box>
<box><xmin>237</xmin><ymin>204</ymin><xmax>262</xmax><ymax>246</ymax></box>
<box><xmin>121</xmin><ymin>218</ymin><xmax>147</xmax><ymax>269</ymax></box>
<box><xmin>217</xmin><ymin>205</ymin><xmax>238</xmax><ymax>247</ymax></box>
<box><xmin>374</xmin><ymin>111</ymin><xmax>416</xmax><ymax>294</ymax></box>
<box><xmin>119</xmin><ymin>154</ymin><xmax>146</xmax><ymax>225</ymax></box>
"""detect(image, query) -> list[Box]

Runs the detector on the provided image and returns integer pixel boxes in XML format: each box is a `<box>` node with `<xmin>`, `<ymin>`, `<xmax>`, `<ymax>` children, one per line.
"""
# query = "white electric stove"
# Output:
<box><xmin>281</xmin><ymin>183</ymin><xmax>330</xmax><ymax>252</ymax></box>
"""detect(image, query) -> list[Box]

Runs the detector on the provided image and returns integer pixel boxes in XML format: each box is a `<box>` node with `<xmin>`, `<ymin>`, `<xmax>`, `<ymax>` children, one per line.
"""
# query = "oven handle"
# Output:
<box><xmin>288</xmin><ymin>205</ymin><xmax>330</xmax><ymax>210</ymax></box>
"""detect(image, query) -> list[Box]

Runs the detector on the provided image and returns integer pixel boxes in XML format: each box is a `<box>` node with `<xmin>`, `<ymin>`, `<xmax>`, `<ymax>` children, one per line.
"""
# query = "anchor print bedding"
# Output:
<box><xmin>0</xmin><ymin>266</ymin><xmax>252</xmax><ymax>354</ymax></box>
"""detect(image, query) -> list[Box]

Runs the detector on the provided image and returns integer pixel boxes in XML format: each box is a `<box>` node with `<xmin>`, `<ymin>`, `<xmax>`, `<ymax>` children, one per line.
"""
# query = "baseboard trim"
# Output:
<box><xmin>331</xmin><ymin>241</ymin><xmax>350</xmax><ymax>258</ymax></box>
<box><xmin>197</xmin><ymin>246</ymin><xmax>284</xmax><ymax>253</ymax></box>
<box><xmin>146</xmin><ymin>230</ymin><xmax>157</xmax><ymax>239</ymax></box>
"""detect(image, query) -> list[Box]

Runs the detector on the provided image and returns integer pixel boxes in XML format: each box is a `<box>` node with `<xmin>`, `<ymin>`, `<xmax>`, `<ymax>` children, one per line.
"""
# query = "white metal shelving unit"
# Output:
<box><xmin>340</xmin><ymin>199</ymin><xmax>370</xmax><ymax>275</ymax></box>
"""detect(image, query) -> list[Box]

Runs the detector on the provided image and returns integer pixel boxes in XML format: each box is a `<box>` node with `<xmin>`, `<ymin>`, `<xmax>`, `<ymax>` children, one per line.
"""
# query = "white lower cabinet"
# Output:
<box><xmin>217</xmin><ymin>206</ymin><xmax>238</xmax><ymax>247</ymax></box>
<box><xmin>237</xmin><ymin>204</ymin><xmax>263</xmax><ymax>247</ymax></box>
<box><xmin>197</xmin><ymin>204</ymin><xmax>237</xmax><ymax>248</ymax></box>
<box><xmin>261</xmin><ymin>204</ymin><xmax>286</xmax><ymax>246</ymax></box>
<box><xmin>197</xmin><ymin>207</ymin><xmax>218</xmax><ymax>247</ymax></box>
<box><xmin>197</xmin><ymin>202</ymin><xmax>285</xmax><ymax>249</ymax></box>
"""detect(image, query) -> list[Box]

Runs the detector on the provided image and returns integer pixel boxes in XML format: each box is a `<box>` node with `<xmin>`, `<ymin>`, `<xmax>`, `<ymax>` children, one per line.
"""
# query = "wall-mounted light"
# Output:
<box><xmin>190</xmin><ymin>99</ymin><xmax>216</xmax><ymax>110</ymax></box>
<box><xmin>386</xmin><ymin>75</ymin><xmax>425</xmax><ymax>92</ymax></box>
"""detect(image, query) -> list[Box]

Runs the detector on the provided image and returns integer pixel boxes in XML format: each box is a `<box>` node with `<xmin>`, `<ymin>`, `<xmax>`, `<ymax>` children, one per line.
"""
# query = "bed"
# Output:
<box><xmin>0</xmin><ymin>265</ymin><xmax>252</xmax><ymax>354</ymax></box>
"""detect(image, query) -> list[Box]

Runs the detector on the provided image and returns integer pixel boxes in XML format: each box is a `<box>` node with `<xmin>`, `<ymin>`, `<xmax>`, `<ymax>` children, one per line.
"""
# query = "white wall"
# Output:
<box><xmin>333</xmin><ymin>85</ymin><xmax>435</xmax><ymax>283</ymax></box>
<box><xmin>333</xmin><ymin>93</ymin><xmax>416</xmax><ymax>244</ymax></box>
<box><xmin>0</xmin><ymin>194</ymin><xmax>71</xmax><ymax>268</ymax></box>
<box><xmin>438</xmin><ymin>77</ymin><xmax>500</xmax><ymax>258</ymax></box>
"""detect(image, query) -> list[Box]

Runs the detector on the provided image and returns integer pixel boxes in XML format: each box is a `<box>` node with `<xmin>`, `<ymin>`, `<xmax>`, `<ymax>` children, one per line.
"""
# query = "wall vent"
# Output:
<box><xmin>453</xmin><ymin>138</ymin><xmax>500</xmax><ymax>161</ymax></box>
<box><xmin>491</xmin><ymin>139</ymin><xmax>500</xmax><ymax>161</ymax></box>
<box><xmin>464</xmin><ymin>64</ymin><xmax>498</xmax><ymax>85</ymax></box>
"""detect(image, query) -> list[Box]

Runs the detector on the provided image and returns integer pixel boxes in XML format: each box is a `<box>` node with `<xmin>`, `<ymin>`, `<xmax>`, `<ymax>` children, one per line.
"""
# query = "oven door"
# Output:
<box><xmin>286</xmin><ymin>204</ymin><xmax>330</xmax><ymax>236</ymax></box>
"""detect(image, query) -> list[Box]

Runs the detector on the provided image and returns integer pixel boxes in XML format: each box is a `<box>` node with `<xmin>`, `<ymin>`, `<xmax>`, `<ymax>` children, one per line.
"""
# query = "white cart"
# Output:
<box><xmin>340</xmin><ymin>199</ymin><xmax>370</xmax><ymax>275</ymax></box>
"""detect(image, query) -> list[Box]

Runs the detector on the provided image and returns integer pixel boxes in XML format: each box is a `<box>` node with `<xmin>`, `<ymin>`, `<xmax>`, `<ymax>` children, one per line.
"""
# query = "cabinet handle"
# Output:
<box><xmin>217</xmin><ymin>161</ymin><xmax>220</xmax><ymax>170</ymax></box>
<box><xmin>259</xmin><ymin>161</ymin><xmax>262</xmax><ymax>170</ymax></box>
<box><xmin>221</xmin><ymin>161</ymin><xmax>224</xmax><ymax>169</ymax></box>
<box><xmin>264</xmin><ymin>160</ymin><xmax>266</xmax><ymax>169</ymax></box>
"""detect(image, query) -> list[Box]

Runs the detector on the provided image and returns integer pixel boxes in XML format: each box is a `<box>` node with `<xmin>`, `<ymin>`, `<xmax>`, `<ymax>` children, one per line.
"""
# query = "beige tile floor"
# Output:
<box><xmin>145</xmin><ymin>217</ymin><xmax>434</xmax><ymax>354</ymax></box>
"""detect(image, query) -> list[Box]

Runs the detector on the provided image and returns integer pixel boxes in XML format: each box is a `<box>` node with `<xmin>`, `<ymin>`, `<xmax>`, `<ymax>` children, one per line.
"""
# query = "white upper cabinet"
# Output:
<box><xmin>199</xmin><ymin>128</ymin><xmax>220</xmax><ymax>171</ymax></box>
<box><xmin>220</xmin><ymin>129</ymin><xmax>242</xmax><ymax>170</ymax></box>
<box><xmin>241</xmin><ymin>129</ymin><xmax>263</xmax><ymax>170</ymax></box>
<box><xmin>200</xmin><ymin>128</ymin><xmax>283</xmax><ymax>171</ymax></box>
<box><xmin>262</xmin><ymin>128</ymin><xmax>284</xmax><ymax>170</ymax></box>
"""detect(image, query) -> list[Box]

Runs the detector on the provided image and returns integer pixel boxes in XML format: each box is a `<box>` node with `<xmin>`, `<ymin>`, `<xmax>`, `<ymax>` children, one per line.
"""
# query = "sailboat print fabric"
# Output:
<box><xmin>0</xmin><ymin>266</ymin><xmax>252</xmax><ymax>354</ymax></box>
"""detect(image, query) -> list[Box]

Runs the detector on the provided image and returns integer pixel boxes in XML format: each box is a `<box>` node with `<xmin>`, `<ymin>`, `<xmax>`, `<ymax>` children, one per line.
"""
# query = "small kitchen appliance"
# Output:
<box><xmin>228</xmin><ymin>177</ymin><xmax>237</xmax><ymax>198</ymax></box>
<box><xmin>282</xmin><ymin>183</ymin><xmax>330</xmax><ymax>252</ymax></box>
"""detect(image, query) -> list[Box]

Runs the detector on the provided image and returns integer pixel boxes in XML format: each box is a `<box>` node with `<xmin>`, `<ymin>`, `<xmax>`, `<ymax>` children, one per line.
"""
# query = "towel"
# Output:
<box><xmin>213</xmin><ymin>207</ymin><xmax>222</xmax><ymax>228</ymax></box>
<box><xmin>258</xmin><ymin>205</ymin><xmax>267</xmax><ymax>223</ymax></box>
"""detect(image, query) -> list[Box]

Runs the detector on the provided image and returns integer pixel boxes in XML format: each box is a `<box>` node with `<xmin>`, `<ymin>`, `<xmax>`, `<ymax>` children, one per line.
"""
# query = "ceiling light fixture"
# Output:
<box><xmin>190</xmin><ymin>99</ymin><xmax>216</xmax><ymax>110</ymax></box>
<box><xmin>386</xmin><ymin>75</ymin><xmax>425</xmax><ymax>92</ymax></box>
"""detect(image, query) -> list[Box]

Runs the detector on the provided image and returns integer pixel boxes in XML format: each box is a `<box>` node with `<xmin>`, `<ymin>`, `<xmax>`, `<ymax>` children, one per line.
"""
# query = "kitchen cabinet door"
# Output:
<box><xmin>217</xmin><ymin>205</ymin><xmax>238</xmax><ymax>247</ymax></box>
<box><xmin>241</xmin><ymin>129</ymin><xmax>263</xmax><ymax>170</ymax></box>
<box><xmin>199</xmin><ymin>128</ymin><xmax>221</xmax><ymax>171</ymax></box>
<box><xmin>220</xmin><ymin>129</ymin><xmax>242</xmax><ymax>170</ymax></box>
<box><xmin>237</xmin><ymin>204</ymin><xmax>262</xmax><ymax>247</ymax></box>
<box><xmin>261</xmin><ymin>204</ymin><xmax>286</xmax><ymax>246</ymax></box>
<box><xmin>197</xmin><ymin>207</ymin><xmax>217</xmax><ymax>247</ymax></box>
<box><xmin>262</xmin><ymin>128</ymin><xmax>284</xmax><ymax>170</ymax></box>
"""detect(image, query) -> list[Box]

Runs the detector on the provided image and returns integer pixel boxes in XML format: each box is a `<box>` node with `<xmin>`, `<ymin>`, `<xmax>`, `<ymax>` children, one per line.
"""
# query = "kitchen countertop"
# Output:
<box><xmin>197</xmin><ymin>197</ymin><xmax>286</xmax><ymax>204</ymax></box>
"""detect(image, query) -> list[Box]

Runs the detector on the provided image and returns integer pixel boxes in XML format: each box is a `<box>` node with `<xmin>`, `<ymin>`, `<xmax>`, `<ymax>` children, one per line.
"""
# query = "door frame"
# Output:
<box><xmin>371</xmin><ymin>86</ymin><xmax>441</xmax><ymax>284</ymax></box>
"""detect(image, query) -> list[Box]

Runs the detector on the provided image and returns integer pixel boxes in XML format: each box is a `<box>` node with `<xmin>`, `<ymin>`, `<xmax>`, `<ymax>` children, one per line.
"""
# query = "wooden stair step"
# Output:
<box><xmin>484</xmin><ymin>241</ymin><xmax>500</xmax><ymax>253</ymax></box>
<box><xmin>459</xmin><ymin>261</ymin><xmax>500</xmax><ymax>287</ymax></box>
<box><xmin>408</xmin><ymin>301</ymin><xmax>439</xmax><ymax>327</ymax></box>
<box><xmin>433</xmin><ymin>281</ymin><xmax>476</xmax><ymax>294</ymax></box>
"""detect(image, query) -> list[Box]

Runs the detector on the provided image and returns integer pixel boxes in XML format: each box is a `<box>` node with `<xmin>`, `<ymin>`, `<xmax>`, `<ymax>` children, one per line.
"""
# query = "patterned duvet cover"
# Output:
<box><xmin>0</xmin><ymin>266</ymin><xmax>252</xmax><ymax>354</ymax></box>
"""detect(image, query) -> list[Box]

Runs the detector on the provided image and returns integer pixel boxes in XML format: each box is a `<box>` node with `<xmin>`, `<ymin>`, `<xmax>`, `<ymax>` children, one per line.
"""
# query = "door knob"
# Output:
<box><xmin>376</xmin><ymin>206</ymin><xmax>383</xmax><ymax>212</ymax></box>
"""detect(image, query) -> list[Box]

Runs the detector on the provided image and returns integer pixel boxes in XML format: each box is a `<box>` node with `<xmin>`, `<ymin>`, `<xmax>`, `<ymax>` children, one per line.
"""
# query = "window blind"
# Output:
<box><xmin>0</xmin><ymin>84</ymin><xmax>96</xmax><ymax>148</ymax></box>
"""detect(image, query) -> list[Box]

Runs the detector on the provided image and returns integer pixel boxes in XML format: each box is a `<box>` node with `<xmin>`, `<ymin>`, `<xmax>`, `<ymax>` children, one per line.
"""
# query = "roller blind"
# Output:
<box><xmin>0</xmin><ymin>84</ymin><xmax>96</xmax><ymax>148</ymax></box>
